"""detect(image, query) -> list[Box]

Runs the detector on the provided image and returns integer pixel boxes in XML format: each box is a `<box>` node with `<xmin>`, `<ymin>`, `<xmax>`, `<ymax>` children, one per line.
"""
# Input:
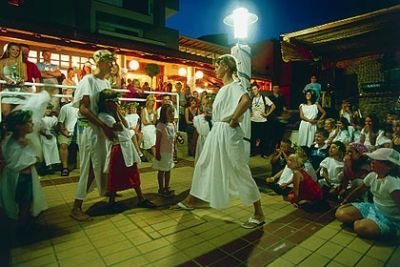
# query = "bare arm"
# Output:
<box><xmin>342</xmin><ymin>183</ymin><xmax>368</xmax><ymax>204</ymax></box>
<box><xmin>155</xmin><ymin>129</ymin><xmax>162</xmax><ymax>160</ymax></box>
<box><xmin>317</xmin><ymin>104</ymin><xmax>326</xmax><ymax>120</ymax></box>
<box><xmin>299</xmin><ymin>105</ymin><xmax>310</xmax><ymax>122</ymax></box>
<box><xmin>264</xmin><ymin>103</ymin><xmax>276</xmax><ymax>117</ymax></box>
<box><xmin>230</xmin><ymin>93</ymin><xmax>251</xmax><ymax>128</ymax></box>
<box><xmin>79</xmin><ymin>96</ymin><xmax>114</xmax><ymax>140</ymax></box>
<box><xmin>185</xmin><ymin>107</ymin><xmax>192</xmax><ymax>125</ymax></box>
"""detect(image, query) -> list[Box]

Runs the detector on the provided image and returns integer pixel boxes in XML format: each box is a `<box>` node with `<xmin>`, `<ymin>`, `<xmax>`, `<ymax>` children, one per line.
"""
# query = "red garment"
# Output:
<box><xmin>108</xmin><ymin>144</ymin><xmax>141</xmax><ymax>192</ymax></box>
<box><xmin>24</xmin><ymin>60</ymin><xmax>41</xmax><ymax>83</ymax></box>
<box><xmin>288</xmin><ymin>169</ymin><xmax>323</xmax><ymax>203</ymax></box>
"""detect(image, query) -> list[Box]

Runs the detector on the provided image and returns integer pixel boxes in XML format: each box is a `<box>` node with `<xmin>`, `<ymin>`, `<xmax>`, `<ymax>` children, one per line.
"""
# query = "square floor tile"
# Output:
<box><xmin>333</xmin><ymin>248</ymin><xmax>363</xmax><ymax>266</ymax></box>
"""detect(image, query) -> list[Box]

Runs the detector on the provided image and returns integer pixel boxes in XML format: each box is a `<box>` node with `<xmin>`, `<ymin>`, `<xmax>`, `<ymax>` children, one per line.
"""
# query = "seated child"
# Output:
<box><xmin>319</xmin><ymin>141</ymin><xmax>346</xmax><ymax>194</ymax></box>
<box><xmin>310</xmin><ymin>129</ymin><xmax>329</xmax><ymax>170</ymax></box>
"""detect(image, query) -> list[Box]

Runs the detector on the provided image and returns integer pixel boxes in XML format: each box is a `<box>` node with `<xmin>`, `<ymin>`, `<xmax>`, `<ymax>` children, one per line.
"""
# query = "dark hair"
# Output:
<box><xmin>67</xmin><ymin>67</ymin><xmax>74</xmax><ymax>73</ymax></box>
<box><xmin>159</xmin><ymin>103</ymin><xmax>174</xmax><ymax>124</ymax></box>
<box><xmin>98</xmin><ymin>89</ymin><xmax>120</xmax><ymax>113</ymax></box>
<box><xmin>4</xmin><ymin>109</ymin><xmax>32</xmax><ymax>134</ymax></box>
<box><xmin>316</xmin><ymin>128</ymin><xmax>329</xmax><ymax>138</ymax></box>
<box><xmin>331</xmin><ymin>141</ymin><xmax>346</xmax><ymax>158</ymax></box>
<box><xmin>299</xmin><ymin>146</ymin><xmax>311</xmax><ymax>159</ymax></box>
<box><xmin>304</xmin><ymin>89</ymin><xmax>317</xmax><ymax>103</ymax></box>
<box><xmin>365</xmin><ymin>114</ymin><xmax>380</xmax><ymax>133</ymax></box>
<box><xmin>338</xmin><ymin>117</ymin><xmax>349</xmax><ymax>130</ymax></box>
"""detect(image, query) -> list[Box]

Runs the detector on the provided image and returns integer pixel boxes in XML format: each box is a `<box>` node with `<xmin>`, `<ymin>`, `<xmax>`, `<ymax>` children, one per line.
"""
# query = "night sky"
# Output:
<box><xmin>166</xmin><ymin>0</ymin><xmax>400</xmax><ymax>44</ymax></box>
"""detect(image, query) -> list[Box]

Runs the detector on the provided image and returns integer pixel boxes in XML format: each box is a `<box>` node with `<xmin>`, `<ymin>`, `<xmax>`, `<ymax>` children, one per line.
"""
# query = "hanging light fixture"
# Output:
<box><xmin>128</xmin><ymin>59</ymin><xmax>140</xmax><ymax>70</ymax></box>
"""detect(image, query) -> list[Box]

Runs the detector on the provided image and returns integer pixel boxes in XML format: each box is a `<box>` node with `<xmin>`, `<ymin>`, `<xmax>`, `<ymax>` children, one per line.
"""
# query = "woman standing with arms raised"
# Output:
<box><xmin>176</xmin><ymin>55</ymin><xmax>265</xmax><ymax>229</ymax></box>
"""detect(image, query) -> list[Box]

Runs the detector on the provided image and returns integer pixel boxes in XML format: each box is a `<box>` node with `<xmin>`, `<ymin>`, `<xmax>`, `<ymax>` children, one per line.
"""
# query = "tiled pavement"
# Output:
<box><xmin>1</xmin><ymin>156</ymin><xmax>399</xmax><ymax>267</ymax></box>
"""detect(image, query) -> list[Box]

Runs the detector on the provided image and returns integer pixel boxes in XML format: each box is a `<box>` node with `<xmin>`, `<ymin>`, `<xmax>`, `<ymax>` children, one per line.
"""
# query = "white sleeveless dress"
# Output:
<box><xmin>298</xmin><ymin>104</ymin><xmax>318</xmax><ymax>147</ymax></box>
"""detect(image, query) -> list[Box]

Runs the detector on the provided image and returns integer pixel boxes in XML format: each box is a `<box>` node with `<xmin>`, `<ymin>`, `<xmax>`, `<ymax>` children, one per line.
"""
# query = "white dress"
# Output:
<box><xmin>0</xmin><ymin>138</ymin><xmax>48</xmax><ymax>220</ymax></box>
<box><xmin>98</xmin><ymin>113</ymin><xmax>141</xmax><ymax>173</ymax></box>
<box><xmin>298</xmin><ymin>104</ymin><xmax>318</xmax><ymax>147</ymax></box>
<box><xmin>72</xmin><ymin>74</ymin><xmax>110</xmax><ymax>199</ymax></box>
<box><xmin>40</xmin><ymin>115</ymin><xmax>61</xmax><ymax>166</ymax></box>
<box><xmin>193</xmin><ymin>114</ymin><xmax>211</xmax><ymax>164</ymax></box>
<box><xmin>125</xmin><ymin>113</ymin><xmax>140</xmax><ymax>136</ymax></box>
<box><xmin>141</xmin><ymin>108</ymin><xmax>156</xmax><ymax>149</ymax></box>
<box><xmin>189</xmin><ymin>81</ymin><xmax>261</xmax><ymax>209</ymax></box>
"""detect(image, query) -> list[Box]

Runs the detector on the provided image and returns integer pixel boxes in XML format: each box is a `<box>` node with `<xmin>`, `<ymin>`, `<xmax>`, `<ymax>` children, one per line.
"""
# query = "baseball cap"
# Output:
<box><xmin>365</xmin><ymin>148</ymin><xmax>400</xmax><ymax>166</ymax></box>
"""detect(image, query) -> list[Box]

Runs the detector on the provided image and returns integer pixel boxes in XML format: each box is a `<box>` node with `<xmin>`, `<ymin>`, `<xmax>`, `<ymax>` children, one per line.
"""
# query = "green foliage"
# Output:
<box><xmin>144</xmin><ymin>63</ymin><xmax>161</xmax><ymax>78</ymax></box>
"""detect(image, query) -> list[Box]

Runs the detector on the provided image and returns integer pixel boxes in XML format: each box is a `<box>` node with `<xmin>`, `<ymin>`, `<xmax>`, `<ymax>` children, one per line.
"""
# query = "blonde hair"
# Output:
<box><xmin>215</xmin><ymin>54</ymin><xmax>240</xmax><ymax>81</ymax></box>
<box><xmin>288</xmin><ymin>154</ymin><xmax>305</xmax><ymax>168</ymax></box>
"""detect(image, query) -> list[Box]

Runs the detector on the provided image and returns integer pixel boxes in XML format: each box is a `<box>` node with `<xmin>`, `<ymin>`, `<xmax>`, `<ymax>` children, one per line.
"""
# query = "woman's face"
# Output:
<box><xmin>214</xmin><ymin>62</ymin><xmax>226</xmax><ymax>79</ymax></box>
<box><xmin>146</xmin><ymin>100</ymin><xmax>155</xmax><ymax>108</ymax></box>
<box><xmin>336</xmin><ymin>121</ymin><xmax>344</xmax><ymax>130</ymax></box>
<box><xmin>8</xmin><ymin>45</ymin><xmax>20</xmax><ymax>58</ymax></box>
<box><xmin>17</xmin><ymin>119</ymin><xmax>33</xmax><ymax>134</ymax></box>
<box><xmin>190</xmin><ymin>99</ymin><xmax>197</xmax><ymax>107</ymax></box>
<box><xmin>364</xmin><ymin>117</ymin><xmax>373</xmax><ymax>127</ymax></box>
<box><xmin>305</xmin><ymin>91</ymin><xmax>312</xmax><ymax>101</ymax></box>
<box><xmin>393</xmin><ymin>123</ymin><xmax>400</xmax><ymax>134</ymax></box>
<box><xmin>167</xmin><ymin>108</ymin><xmax>175</xmax><ymax>122</ymax></box>
<box><xmin>324</xmin><ymin>121</ymin><xmax>334</xmax><ymax>131</ymax></box>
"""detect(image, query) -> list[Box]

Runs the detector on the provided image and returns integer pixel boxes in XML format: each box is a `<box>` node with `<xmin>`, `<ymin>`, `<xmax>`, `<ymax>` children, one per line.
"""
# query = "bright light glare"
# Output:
<box><xmin>178</xmin><ymin>67</ymin><xmax>187</xmax><ymax>76</ymax></box>
<box><xmin>128</xmin><ymin>60</ymin><xmax>139</xmax><ymax>70</ymax></box>
<box><xmin>195</xmin><ymin>70</ymin><xmax>204</xmax><ymax>79</ymax></box>
<box><xmin>233</xmin><ymin>8</ymin><xmax>249</xmax><ymax>39</ymax></box>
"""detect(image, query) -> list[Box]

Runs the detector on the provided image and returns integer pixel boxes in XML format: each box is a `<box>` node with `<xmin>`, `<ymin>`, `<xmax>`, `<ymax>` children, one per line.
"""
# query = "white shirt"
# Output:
<box><xmin>251</xmin><ymin>95</ymin><xmax>273</xmax><ymax>122</ymax></box>
<box><xmin>364</xmin><ymin>172</ymin><xmax>400</xmax><ymax>221</ymax></box>
<box><xmin>125</xmin><ymin>113</ymin><xmax>140</xmax><ymax>130</ymax></box>
<box><xmin>72</xmin><ymin>74</ymin><xmax>110</xmax><ymax>117</ymax></box>
<box><xmin>58</xmin><ymin>103</ymin><xmax>79</xmax><ymax>134</ymax></box>
<box><xmin>319</xmin><ymin>157</ymin><xmax>344</xmax><ymax>186</ymax></box>
<box><xmin>277</xmin><ymin>165</ymin><xmax>294</xmax><ymax>187</ymax></box>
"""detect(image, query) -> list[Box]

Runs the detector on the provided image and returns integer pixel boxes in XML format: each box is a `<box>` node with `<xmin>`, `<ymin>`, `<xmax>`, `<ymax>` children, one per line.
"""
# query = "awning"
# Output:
<box><xmin>280</xmin><ymin>4</ymin><xmax>400</xmax><ymax>62</ymax></box>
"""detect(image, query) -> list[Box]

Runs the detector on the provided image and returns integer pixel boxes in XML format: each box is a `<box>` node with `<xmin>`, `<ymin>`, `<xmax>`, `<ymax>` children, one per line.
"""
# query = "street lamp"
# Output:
<box><xmin>224</xmin><ymin>7</ymin><xmax>258</xmax><ymax>160</ymax></box>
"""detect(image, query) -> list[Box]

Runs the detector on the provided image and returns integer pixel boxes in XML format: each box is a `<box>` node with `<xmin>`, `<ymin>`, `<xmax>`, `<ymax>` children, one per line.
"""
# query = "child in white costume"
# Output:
<box><xmin>39</xmin><ymin>105</ymin><xmax>61</xmax><ymax>167</ymax></box>
<box><xmin>0</xmin><ymin>90</ymin><xmax>51</xmax><ymax>225</ymax></box>
<box><xmin>176</xmin><ymin>55</ymin><xmax>264</xmax><ymax>229</ymax></box>
<box><xmin>70</xmin><ymin>50</ymin><xmax>116</xmax><ymax>221</ymax></box>
<box><xmin>193</xmin><ymin>97</ymin><xmax>213</xmax><ymax>164</ymax></box>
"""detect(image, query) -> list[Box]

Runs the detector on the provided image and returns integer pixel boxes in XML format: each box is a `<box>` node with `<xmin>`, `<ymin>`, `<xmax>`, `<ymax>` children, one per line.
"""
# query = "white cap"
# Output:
<box><xmin>365</xmin><ymin>148</ymin><xmax>400</xmax><ymax>166</ymax></box>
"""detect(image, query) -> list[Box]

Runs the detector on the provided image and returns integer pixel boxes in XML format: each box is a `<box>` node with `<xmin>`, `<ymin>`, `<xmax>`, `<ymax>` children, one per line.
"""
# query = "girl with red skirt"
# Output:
<box><xmin>98</xmin><ymin>89</ymin><xmax>155</xmax><ymax>208</ymax></box>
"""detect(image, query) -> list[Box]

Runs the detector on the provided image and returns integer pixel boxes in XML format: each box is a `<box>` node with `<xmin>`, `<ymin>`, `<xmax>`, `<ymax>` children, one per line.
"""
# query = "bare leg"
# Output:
<box><xmin>108</xmin><ymin>192</ymin><xmax>116</xmax><ymax>204</ymax></box>
<box><xmin>354</xmin><ymin>219</ymin><xmax>381</xmax><ymax>238</ymax></box>
<box><xmin>59</xmin><ymin>143</ymin><xmax>69</xmax><ymax>169</ymax></box>
<box><xmin>132</xmin><ymin>136</ymin><xmax>143</xmax><ymax>156</ymax></box>
<box><xmin>164</xmin><ymin>171</ymin><xmax>171</xmax><ymax>191</ymax></box>
<box><xmin>335</xmin><ymin>204</ymin><xmax>363</xmax><ymax>224</ymax></box>
<box><xmin>134</xmin><ymin>187</ymin><xmax>145</xmax><ymax>202</ymax></box>
<box><xmin>157</xmin><ymin>171</ymin><xmax>165</xmax><ymax>192</ymax></box>
<box><xmin>150</xmin><ymin>146</ymin><xmax>156</xmax><ymax>157</ymax></box>
<box><xmin>253</xmin><ymin>200</ymin><xmax>264</xmax><ymax>220</ymax></box>
<box><xmin>70</xmin><ymin>161</ymin><xmax>94</xmax><ymax>221</ymax></box>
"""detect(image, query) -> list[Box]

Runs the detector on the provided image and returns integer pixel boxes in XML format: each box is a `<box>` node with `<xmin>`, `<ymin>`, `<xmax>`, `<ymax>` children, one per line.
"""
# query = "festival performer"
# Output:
<box><xmin>98</xmin><ymin>89</ymin><xmax>156</xmax><ymax>208</ymax></box>
<box><xmin>175</xmin><ymin>55</ymin><xmax>265</xmax><ymax>229</ymax></box>
<box><xmin>69</xmin><ymin>50</ymin><xmax>115</xmax><ymax>221</ymax></box>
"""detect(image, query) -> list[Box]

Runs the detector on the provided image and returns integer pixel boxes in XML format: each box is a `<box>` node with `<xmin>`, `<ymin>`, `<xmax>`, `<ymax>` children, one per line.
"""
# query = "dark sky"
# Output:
<box><xmin>166</xmin><ymin>0</ymin><xmax>400</xmax><ymax>44</ymax></box>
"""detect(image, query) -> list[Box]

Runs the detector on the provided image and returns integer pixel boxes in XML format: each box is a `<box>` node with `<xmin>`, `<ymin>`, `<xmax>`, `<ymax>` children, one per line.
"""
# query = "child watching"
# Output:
<box><xmin>319</xmin><ymin>141</ymin><xmax>346</xmax><ymax>194</ymax></box>
<box><xmin>310</xmin><ymin>129</ymin><xmax>329</xmax><ymax>170</ymax></box>
<box><xmin>270</xmin><ymin>139</ymin><xmax>294</xmax><ymax>176</ymax></box>
<box><xmin>336</xmin><ymin>148</ymin><xmax>400</xmax><ymax>239</ymax></box>
<box><xmin>39</xmin><ymin>104</ymin><xmax>60</xmax><ymax>173</ymax></box>
<box><xmin>153</xmin><ymin>103</ymin><xmax>177</xmax><ymax>197</ymax></box>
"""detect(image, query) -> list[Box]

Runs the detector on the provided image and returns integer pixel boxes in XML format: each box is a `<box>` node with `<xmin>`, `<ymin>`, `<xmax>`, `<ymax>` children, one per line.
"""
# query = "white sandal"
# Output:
<box><xmin>171</xmin><ymin>202</ymin><xmax>194</xmax><ymax>211</ymax></box>
<box><xmin>241</xmin><ymin>217</ymin><xmax>265</xmax><ymax>229</ymax></box>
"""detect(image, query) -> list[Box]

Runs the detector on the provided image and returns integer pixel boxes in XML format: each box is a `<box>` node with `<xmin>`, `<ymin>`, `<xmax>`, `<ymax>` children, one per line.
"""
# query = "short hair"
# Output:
<box><xmin>288</xmin><ymin>154</ymin><xmax>305</xmax><ymax>168</ymax></box>
<box><xmin>316</xmin><ymin>128</ymin><xmax>329</xmax><ymax>138</ymax></box>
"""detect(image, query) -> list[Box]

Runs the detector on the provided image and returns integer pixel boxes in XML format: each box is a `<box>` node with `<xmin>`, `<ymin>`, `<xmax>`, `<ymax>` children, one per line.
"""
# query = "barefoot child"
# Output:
<box><xmin>153</xmin><ymin>103</ymin><xmax>177</xmax><ymax>197</ymax></box>
<box><xmin>98</xmin><ymin>89</ymin><xmax>155</xmax><ymax>208</ymax></box>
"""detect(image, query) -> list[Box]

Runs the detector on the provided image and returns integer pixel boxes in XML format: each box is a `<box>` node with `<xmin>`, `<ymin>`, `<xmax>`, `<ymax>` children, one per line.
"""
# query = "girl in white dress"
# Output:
<box><xmin>193</xmin><ymin>96</ymin><xmax>213</xmax><ymax>163</ymax></box>
<box><xmin>176</xmin><ymin>55</ymin><xmax>265</xmax><ymax>229</ymax></box>
<box><xmin>125</xmin><ymin>103</ymin><xmax>144</xmax><ymax>158</ymax></box>
<box><xmin>141</xmin><ymin>95</ymin><xmax>157</xmax><ymax>156</ymax></box>
<box><xmin>39</xmin><ymin>105</ymin><xmax>61</xmax><ymax>169</ymax></box>
<box><xmin>298</xmin><ymin>90</ymin><xmax>326</xmax><ymax>147</ymax></box>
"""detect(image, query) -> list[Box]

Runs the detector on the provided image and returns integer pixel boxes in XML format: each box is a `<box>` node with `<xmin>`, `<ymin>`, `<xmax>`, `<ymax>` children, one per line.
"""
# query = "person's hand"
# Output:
<box><xmin>266</xmin><ymin>177</ymin><xmax>275</xmax><ymax>183</ymax></box>
<box><xmin>310</xmin><ymin>119</ymin><xmax>317</xmax><ymax>125</ymax></box>
<box><xmin>262</xmin><ymin>112</ymin><xmax>268</xmax><ymax>118</ymax></box>
<box><xmin>5</xmin><ymin>78</ymin><xmax>15</xmax><ymax>85</ymax></box>
<box><xmin>46</xmin><ymin>134</ymin><xmax>53</xmax><ymax>140</ymax></box>
<box><xmin>103</xmin><ymin>126</ymin><xmax>115</xmax><ymax>141</ymax></box>
<box><xmin>156</xmin><ymin>153</ymin><xmax>161</xmax><ymax>161</ymax></box>
<box><xmin>229</xmin><ymin>118</ymin><xmax>239</xmax><ymax>128</ymax></box>
<box><xmin>280</xmin><ymin>183</ymin><xmax>288</xmax><ymax>189</ymax></box>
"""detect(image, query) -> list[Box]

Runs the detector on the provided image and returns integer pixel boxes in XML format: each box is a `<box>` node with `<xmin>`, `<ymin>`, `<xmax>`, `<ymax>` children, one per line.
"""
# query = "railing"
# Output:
<box><xmin>0</xmin><ymin>80</ymin><xmax>180</xmax><ymax>122</ymax></box>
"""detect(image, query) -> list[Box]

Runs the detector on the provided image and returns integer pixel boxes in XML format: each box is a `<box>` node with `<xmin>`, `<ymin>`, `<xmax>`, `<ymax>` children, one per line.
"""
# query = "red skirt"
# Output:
<box><xmin>108</xmin><ymin>144</ymin><xmax>141</xmax><ymax>192</ymax></box>
<box><xmin>288</xmin><ymin>169</ymin><xmax>323</xmax><ymax>203</ymax></box>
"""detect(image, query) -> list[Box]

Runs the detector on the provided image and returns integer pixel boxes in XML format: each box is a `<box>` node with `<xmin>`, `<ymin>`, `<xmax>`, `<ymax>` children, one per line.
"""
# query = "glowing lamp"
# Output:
<box><xmin>195</xmin><ymin>70</ymin><xmax>204</xmax><ymax>79</ymax></box>
<box><xmin>223</xmin><ymin>7</ymin><xmax>258</xmax><ymax>39</ymax></box>
<box><xmin>128</xmin><ymin>60</ymin><xmax>139</xmax><ymax>70</ymax></box>
<box><xmin>178</xmin><ymin>67</ymin><xmax>187</xmax><ymax>76</ymax></box>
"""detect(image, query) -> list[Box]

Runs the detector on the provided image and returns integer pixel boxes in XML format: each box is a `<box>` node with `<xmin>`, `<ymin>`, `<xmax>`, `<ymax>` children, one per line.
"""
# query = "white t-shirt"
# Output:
<box><xmin>319</xmin><ymin>157</ymin><xmax>344</xmax><ymax>186</ymax></box>
<box><xmin>277</xmin><ymin>165</ymin><xmax>293</xmax><ymax>187</ymax></box>
<box><xmin>304</xmin><ymin>161</ymin><xmax>318</xmax><ymax>181</ymax></box>
<box><xmin>364</xmin><ymin>172</ymin><xmax>400</xmax><ymax>220</ymax></box>
<box><xmin>58</xmin><ymin>103</ymin><xmax>79</xmax><ymax>134</ymax></box>
<box><xmin>251</xmin><ymin>95</ymin><xmax>273</xmax><ymax>122</ymax></box>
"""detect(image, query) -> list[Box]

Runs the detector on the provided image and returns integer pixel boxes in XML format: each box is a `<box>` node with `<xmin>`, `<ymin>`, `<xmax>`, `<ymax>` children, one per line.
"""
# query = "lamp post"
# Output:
<box><xmin>224</xmin><ymin>7</ymin><xmax>258</xmax><ymax>160</ymax></box>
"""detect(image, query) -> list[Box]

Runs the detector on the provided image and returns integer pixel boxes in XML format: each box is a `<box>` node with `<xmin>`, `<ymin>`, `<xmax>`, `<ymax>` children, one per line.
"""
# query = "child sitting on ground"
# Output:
<box><xmin>310</xmin><ymin>129</ymin><xmax>330</xmax><ymax>170</ymax></box>
<box><xmin>319</xmin><ymin>141</ymin><xmax>346</xmax><ymax>195</ymax></box>
<box><xmin>270</xmin><ymin>139</ymin><xmax>294</xmax><ymax>176</ymax></box>
<box><xmin>336</xmin><ymin>148</ymin><xmax>400</xmax><ymax>239</ymax></box>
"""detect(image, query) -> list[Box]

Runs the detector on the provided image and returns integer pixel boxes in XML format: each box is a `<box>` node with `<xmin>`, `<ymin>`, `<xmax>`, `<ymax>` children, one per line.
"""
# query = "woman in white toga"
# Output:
<box><xmin>176</xmin><ymin>55</ymin><xmax>265</xmax><ymax>229</ymax></box>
